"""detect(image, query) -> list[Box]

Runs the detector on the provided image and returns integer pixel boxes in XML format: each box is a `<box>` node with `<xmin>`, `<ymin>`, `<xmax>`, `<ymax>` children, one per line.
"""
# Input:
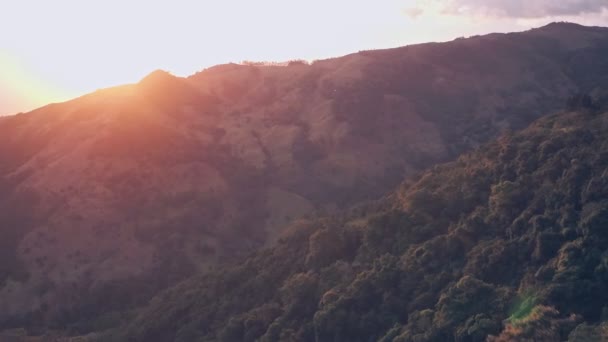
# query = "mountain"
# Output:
<box><xmin>1</xmin><ymin>22</ymin><xmax>608</xmax><ymax>334</ymax></box>
<box><xmin>116</xmin><ymin>99</ymin><xmax>608</xmax><ymax>341</ymax></box>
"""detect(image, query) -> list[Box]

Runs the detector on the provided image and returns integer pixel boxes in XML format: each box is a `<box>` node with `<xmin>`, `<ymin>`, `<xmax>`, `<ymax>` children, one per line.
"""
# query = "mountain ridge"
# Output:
<box><xmin>1</xmin><ymin>23</ymin><xmax>608</xmax><ymax>338</ymax></box>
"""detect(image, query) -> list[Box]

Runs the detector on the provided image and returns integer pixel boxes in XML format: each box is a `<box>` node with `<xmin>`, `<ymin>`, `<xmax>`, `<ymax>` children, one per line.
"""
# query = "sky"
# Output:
<box><xmin>1</xmin><ymin>0</ymin><xmax>607</xmax><ymax>116</ymax></box>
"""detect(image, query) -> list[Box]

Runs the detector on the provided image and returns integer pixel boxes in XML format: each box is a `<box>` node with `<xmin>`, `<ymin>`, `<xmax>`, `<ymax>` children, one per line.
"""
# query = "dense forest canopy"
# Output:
<box><xmin>109</xmin><ymin>99</ymin><xmax>608</xmax><ymax>341</ymax></box>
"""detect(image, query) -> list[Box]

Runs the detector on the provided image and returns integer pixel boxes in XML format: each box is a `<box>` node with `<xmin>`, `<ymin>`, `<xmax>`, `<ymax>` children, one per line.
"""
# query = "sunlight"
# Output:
<box><xmin>0</xmin><ymin>51</ymin><xmax>73</xmax><ymax>115</ymax></box>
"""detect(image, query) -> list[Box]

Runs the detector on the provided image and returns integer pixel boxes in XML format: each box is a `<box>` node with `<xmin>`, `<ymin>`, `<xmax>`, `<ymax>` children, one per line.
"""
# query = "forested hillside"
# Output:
<box><xmin>2</xmin><ymin>23</ymin><xmax>608</xmax><ymax>337</ymax></box>
<box><xmin>114</xmin><ymin>99</ymin><xmax>608</xmax><ymax>341</ymax></box>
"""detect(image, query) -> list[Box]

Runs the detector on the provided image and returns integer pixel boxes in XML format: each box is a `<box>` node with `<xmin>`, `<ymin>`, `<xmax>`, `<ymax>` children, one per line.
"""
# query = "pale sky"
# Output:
<box><xmin>1</xmin><ymin>0</ymin><xmax>607</xmax><ymax>116</ymax></box>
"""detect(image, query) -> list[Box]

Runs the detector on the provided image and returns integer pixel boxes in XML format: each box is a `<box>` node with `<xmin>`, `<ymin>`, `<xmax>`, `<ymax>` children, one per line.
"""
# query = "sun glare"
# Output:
<box><xmin>0</xmin><ymin>51</ymin><xmax>74</xmax><ymax>115</ymax></box>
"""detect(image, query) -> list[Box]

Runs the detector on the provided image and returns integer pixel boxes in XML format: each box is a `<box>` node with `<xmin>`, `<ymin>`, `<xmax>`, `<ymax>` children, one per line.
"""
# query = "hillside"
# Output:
<box><xmin>115</xmin><ymin>100</ymin><xmax>608</xmax><ymax>341</ymax></box>
<box><xmin>1</xmin><ymin>22</ymin><xmax>608</xmax><ymax>333</ymax></box>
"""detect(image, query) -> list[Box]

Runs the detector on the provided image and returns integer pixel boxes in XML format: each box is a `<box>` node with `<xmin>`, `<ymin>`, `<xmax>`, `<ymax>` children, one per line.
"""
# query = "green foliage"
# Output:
<box><xmin>488</xmin><ymin>305</ymin><xmax>580</xmax><ymax>341</ymax></box>
<box><xmin>508</xmin><ymin>295</ymin><xmax>537</xmax><ymax>323</ymax></box>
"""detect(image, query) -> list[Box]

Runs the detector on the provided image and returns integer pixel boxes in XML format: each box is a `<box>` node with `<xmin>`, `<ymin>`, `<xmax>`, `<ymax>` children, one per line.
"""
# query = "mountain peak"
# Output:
<box><xmin>534</xmin><ymin>21</ymin><xmax>607</xmax><ymax>34</ymax></box>
<box><xmin>541</xmin><ymin>21</ymin><xmax>585</xmax><ymax>29</ymax></box>
<box><xmin>138</xmin><ymin>69</ymin><xmax>178</xmax><ymax>86</ymax></box>
<box><xmin>524</xmin><ymin>22</ymin><xmax>608</xmax><ymax>50</ymax></box>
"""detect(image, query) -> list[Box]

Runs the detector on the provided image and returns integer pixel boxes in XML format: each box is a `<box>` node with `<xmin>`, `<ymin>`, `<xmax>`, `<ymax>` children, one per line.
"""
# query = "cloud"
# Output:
<box><xmin>440</xmin><ymin>0</ymin><xmax>608</xmax><ymax>18</ymax></box>
<box><xmin>404</xmin><ymin>7</ymin><xmax>424</xmax><ymax>18</ymax></box>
